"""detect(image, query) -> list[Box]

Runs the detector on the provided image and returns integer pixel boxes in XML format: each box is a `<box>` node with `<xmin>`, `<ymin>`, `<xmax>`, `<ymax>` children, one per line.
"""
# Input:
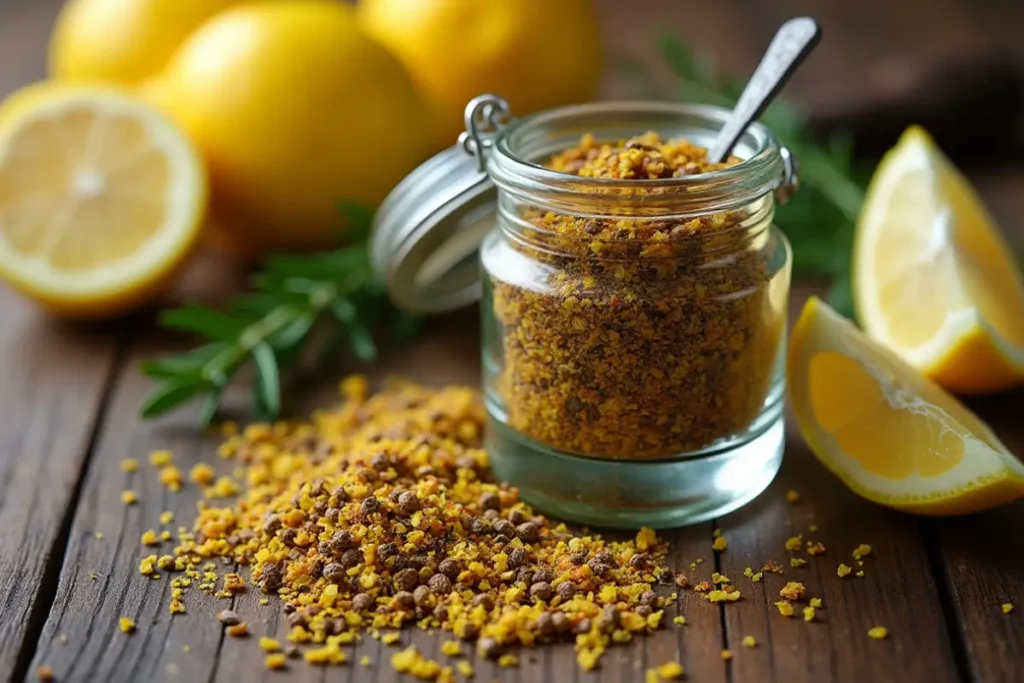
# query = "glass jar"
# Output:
<box><xmin>372</xmin><ymin>97</ymin><xmax>796</xmax><ymax>529</ymax></box>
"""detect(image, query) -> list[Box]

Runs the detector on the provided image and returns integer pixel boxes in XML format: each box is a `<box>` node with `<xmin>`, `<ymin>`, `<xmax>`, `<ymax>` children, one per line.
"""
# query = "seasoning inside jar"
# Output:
<box><xmin>489</xmin><ymin>130</ymin><xmax>787</xmax><ymax>460</ymax></box>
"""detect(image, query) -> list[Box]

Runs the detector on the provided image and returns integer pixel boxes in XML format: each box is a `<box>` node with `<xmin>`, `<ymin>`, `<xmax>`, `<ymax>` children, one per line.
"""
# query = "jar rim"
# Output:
<box><xmin>487</xmin><ymin>101</ymin><xmax>785</xmax><ymax>214</ymax></box>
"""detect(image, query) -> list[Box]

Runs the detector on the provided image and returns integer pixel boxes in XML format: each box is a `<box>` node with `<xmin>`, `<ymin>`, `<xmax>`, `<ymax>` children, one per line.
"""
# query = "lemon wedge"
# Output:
<box><xmin>0</xmin><ymin>84</ymin><xmax>206</xmax><ymax>317</ymax></box>
<box><xmin>789</xmin><ymin>296</ymin><xmax>1024</xmax><ymax>515</ymax></box>
<box><xmin>853</xmin><ymin>125</ymin><xmax>1024</xmax><ymax>392</ymax></box>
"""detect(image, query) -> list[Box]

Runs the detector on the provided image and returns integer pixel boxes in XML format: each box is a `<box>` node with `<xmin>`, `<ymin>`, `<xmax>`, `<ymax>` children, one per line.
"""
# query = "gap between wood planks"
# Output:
<box><xmin>8</xmin><ymin>324</ymin><xmax>134</xmax><ymax>683</ymax></box>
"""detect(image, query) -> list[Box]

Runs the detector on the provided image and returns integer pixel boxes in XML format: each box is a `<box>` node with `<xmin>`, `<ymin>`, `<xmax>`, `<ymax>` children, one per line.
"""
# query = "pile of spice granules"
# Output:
<box><xmin>135</xmin><ymin>378</ymin><xmax>677</xmax><ymax>676</ymax></box>
<box><xmin>489</xmin><ymin>131</ymin><xmax>787</xmax><ymax>459</ymax></box>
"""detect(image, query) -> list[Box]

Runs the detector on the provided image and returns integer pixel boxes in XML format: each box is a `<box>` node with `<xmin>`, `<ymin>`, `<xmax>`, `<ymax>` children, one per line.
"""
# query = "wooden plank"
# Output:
<box><xmin>716</xmin><ymin>421</ymin><xmax>961</xmax><ymax>683</ymax></box>
<box><xmin>918</xmin><ymin>168</ymin><xmax>1024</xmax><ymax>683</ymax></box>
<box><xmin>0</xmin><ymin>289</ymin><xmax>121</xmax><ymax>681</ymax></box>
<box><xmin>26</xmin><ymin>332</ymin><xmax>238</xmax><ymax>683</ymax></box>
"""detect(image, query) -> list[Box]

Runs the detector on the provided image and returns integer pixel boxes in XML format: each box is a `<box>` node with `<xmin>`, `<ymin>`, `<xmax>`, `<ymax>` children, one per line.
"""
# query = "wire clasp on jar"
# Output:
<box><xmin>775</xmin><ymin>146</ymin><xmax>800</xmax><ymax>204</ymax></box>
<box><xmin>459</xmin><ymin>94</ymin><xmax>512</xmax><ymax>172</ymax></box>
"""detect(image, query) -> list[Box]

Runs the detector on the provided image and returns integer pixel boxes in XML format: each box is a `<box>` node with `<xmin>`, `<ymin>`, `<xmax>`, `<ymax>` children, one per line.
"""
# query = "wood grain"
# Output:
<box><xmin>0</xmin><ymin>290</ymin><xmax>122</xmax><ymax>682</ymax></box>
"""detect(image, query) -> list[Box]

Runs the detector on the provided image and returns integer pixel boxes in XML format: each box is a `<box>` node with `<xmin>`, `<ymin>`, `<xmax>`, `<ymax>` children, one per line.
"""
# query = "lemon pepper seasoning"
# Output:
<box><xmin>491</xmin><ymin>132</ymin><xmax>786</xmax><ymax>459</ymax></box>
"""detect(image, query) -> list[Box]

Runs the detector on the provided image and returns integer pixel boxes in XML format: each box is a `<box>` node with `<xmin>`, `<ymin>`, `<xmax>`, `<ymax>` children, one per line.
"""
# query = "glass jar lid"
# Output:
<box><xmin>370</xmin><ymin>95</ymin><xmax>799</xmax><ymax>315</ymax></box>
<box><xmin>370</xmin><ymin>96</ymin><xmax>510</xmax><ymax>315</ymax></box>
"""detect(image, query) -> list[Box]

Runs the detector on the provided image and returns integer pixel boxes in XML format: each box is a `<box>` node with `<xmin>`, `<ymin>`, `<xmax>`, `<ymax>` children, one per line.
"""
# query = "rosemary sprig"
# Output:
<box><xmin>655</xmin><ymin>33</ymin><xmax>868</xmax><ymax>313</ymax></box>
<box><xmin>140</xmin><ymin>208</ymin><xmax>418</xmax><ymax>424</ymax></box>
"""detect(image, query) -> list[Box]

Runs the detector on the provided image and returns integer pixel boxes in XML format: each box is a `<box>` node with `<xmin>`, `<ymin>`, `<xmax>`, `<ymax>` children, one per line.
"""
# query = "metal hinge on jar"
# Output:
<box><xmin>459</xmin><ymin>94</ymin><xmax>512</xmax><ymax>172</ymax></box>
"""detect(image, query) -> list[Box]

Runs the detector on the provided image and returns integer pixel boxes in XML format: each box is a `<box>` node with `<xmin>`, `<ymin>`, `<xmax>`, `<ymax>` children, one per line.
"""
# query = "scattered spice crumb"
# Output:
<box><xmin>159</xmin><ymin>511</ymin><xmax>174</xmax><ymax>525</ymax></box>
<box><xmin>808</xmin><ymin>524</ymin><xmax>819</xmax><ymax>533</ymax></box>
<box><xmin>159</xmin><ymin>465</ymin><xmax>183</xmax><ymax>491</ymax></box>
<box><xmin>441</xmin><ymin>641</ymin><xmax>461</xmax><ymax>657</ymax></box>
<box><xmin>868</xmin><ymin>626</ymin><xmax>888</xmax><ymax>640</ymax></box>
<box><xmin>837</xmin><ymin>564</ymin><xmax>852</xmax><ymax>578</ymax></box>
<box><xmin>786</xmin><ymin>489</ymin><xmax>800</xmax><ymax>504</ymax></box>
<box><xmin>361</xmin><ymin>655</ymin><xmax>371</xmax><ymax>667</ymax></box>
<box><xmin>189</xmin><ymin>463</ymin><xmax>216</xmax><ymax>487</ymax></box>
<box><xmin>141</xmin><ymin>529</ymin><xmax>158</xmax><ymax>546</ymax></box>
<box><xmin>790</xmin><ymin>558</ymin><xmax>807</xmax><ymax>568</ymax></box>
<box><xmin>265</xmin><ymin>653</ymin><xmax>287</xmax><ymax>670</ymax></box>
<box><xmin>1002</xmin><ymin>603</ymin><xmax>1014</xmax><ymax>614</ymax></box>
<box><xmin>806</xmin><ymin>542</ymin><xmax>826</xmax><ymax>556</ymax></box>
<box><xmin>456</xmin><ymin>660</ymin><xmax>474</xmax><ymax>678</ymax></box>
<box><xmin>673</xmin><ymin>616</ymin><xmax>686</xmax><ymax>625</ymax></box>
<box><xmin>720</xmin><ymin>649</ymin><xmax>733</xmax><ymax>661</ymax></box>
<box><xmin>497</xmin><ymin>654</ymin><xmax>519</xmax><ymax>668</ymax></box>
<box><xmin>855</xmin><ymin>570</ymin><xmax>865</xmax><ymax>578</ymax></box>
<box><xmin>183</xmin><ymin>645</ymin><xmax>191</xmax><ymax>653</ymax></box>
<box><xmin>803</xmin><ymin>606</ymin><xmax>815</xmax><ymax>622</ymax></box>
<box><xmin>810</xmin><ymin>597</ymin><xmax>823</xmax><ymax>609</ymax></box>
<box><xmin>712</xmin><ymin>536</ymin><xmax>728</xmax><ymax>552</ymax></box>
<box><xmin>852</xmin><ymin>544</ymin><xmax>872</xmax><ymax>560</ymax></box>
<box><xmin>742</xmin><ymin>635</ymin><xmax>756</xmax><ymax>648</ymax></box>
<box><xmin>120</xmin><ymin>459</ymin><xmax>138</xmax><ymax>473</ymax></box>
<box><xmin>762</xmin><ymin>560</ymin><xmax>785</xmax><ymax>574</ymax></box>
<box><xmin>657</xmin><ymin>662</ymin><xmax>684</xmax><ymax>679</ymax></box>
<box><xmin>381</xmin><ymin>632</ymin><xmax>401</xmax><ymax>645</ymax></box>
<box><xmin>119</xmin><ymin>617</ymin><xmax>135</xmax><ymax>634</ymax></box>
<box><xmin>89</xmin><ymin>572</ymin><xmax>98</xmax><ymax>580</ymax></box>
<box><xmin>785</xmin><ymin>535</ymin><xmax>803</xmax><ymax>551</ymax></box>
<box><xmin>259</xmin><ymin>637</ymin><xmax>281</xmax><ymax>652</ymax></box>
<box><xmin>226</xmin><ymin>623</ymin><xmax>249</xmax><ymax>638</ymax></box>
<box><xmin>149</xmin><ymin>449</ymin><xmax>173</xmax><ymax>467</ymax></box>
<box><xmin>711</xmin><ymin>572</ymin><xmax>730</xmax><ymax>584</ymax></box>
<box><xmin>36</xmin><ymin>665</ymin><xmax>54</xmax><ymax>681</ymax></box>
<box><xmin>775</xmin><ymin>601</ymin><xmax>794</xmax><ymax>617</ymax></box>
<box><xmin>779</xmin><ymin>582</ymin><xmax>805</xmax><ymax>601</ymax></box>
<box><xmin>93</xmin><ymin>532</ymin><xmax>103</xmax><ymax>540</ymax></box>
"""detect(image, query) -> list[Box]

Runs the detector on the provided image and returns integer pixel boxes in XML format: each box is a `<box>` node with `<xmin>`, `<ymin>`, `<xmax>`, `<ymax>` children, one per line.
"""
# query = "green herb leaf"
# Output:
<box><xmin>140</xmin><ymin>201</ymin><xmax>417</xmax><ymax>424</ymax></box>
<box><xmin>140</xmin><ymin>379</ymin><xmax>203</xmax><ymax>419</ymax></box>
<box><xmin>159</xmin><ymin>306</ymin><xmax>247</xmax><ymax>341</ymax></box>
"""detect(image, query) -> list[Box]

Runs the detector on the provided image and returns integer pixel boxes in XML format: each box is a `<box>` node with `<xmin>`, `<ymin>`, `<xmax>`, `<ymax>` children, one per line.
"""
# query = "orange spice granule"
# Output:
<box><xmin>762</xmin><ymin>560</ymin><xmax>785</xmax><ymax>574</ymax></box>
<box><xmin>36</xmin><ymin>665</ymin><xmax>54</xmax><ymax>681</ymax></box>
<box><xmin>779</xmin><ymin>582</ymin><xmax>805</xmax><ymax>601</ymax></box>
<box><xmin>868</xmin><ymin>626</ymin><xmax>888</xmax><ymax>639</ymax></box>
<box><xmin>807</xmin><ymin>542</ymin><xmax>826</xmax><ymax>556</ymax></box>
<box><xmin>786</xmin><ymin>489</ymin><xmax>800</xmax><ymax>504</ymax></box>
<box><xmin>226</xmin><ymin>623</ymin><xmax>249</xmax><ymax>638</ymax></box>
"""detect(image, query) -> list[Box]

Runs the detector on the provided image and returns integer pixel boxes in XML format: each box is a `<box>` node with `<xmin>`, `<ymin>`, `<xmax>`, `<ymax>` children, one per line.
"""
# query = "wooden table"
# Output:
<box><xmin>3</xmin><ymin>2</ymin><xmax>1024</xmax><ymax>682</ymax></box>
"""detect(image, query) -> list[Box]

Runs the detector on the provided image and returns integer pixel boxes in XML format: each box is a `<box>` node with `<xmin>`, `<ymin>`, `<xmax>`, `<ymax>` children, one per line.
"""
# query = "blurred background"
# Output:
<box><xmin>3</xmin><ymin>0</ymin><xmax>1022</xmax><ymax>162</ymax></box>
<box><xmin>0</xmin><ymin>0</ymin><xmax>1022</xmax><ymax>325</ymax></box>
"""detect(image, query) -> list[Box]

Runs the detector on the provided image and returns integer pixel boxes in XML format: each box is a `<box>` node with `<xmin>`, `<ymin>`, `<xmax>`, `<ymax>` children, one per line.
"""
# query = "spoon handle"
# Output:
<box><xmin>707</xmin><ymin>17</ymin><xmax>822</xmax><ymax>163</ymax></box>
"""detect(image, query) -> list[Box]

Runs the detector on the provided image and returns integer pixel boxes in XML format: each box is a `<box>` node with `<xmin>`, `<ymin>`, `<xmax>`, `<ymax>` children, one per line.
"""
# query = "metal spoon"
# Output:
<box><xmin>706</xmin><ymin>17</ymin><xmax>822</xmax><ymax>163</ymax></box>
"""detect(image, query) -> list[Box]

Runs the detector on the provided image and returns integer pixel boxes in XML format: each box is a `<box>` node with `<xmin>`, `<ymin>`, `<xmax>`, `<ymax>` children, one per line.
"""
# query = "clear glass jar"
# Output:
<box><xmin>478</xmin><ymin>101</ymin><xmax>793</xmax><ymax>528</ymax></box>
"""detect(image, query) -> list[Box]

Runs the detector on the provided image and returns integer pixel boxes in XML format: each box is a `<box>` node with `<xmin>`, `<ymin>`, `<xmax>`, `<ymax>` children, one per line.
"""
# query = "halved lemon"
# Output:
<box><xmin>789</xmin><ymin>296</ymin><xmax>1024</xmax><ymax>515</ymax></box>
<box><xmin>0</xmin><ymin>83</ymin><xmax>206</xmax><ymax>317</ymax></box>
<box><xmin>853</xmin><ymin>125</ymin><xmax>1024</xmax><ymax>393</ymax></box>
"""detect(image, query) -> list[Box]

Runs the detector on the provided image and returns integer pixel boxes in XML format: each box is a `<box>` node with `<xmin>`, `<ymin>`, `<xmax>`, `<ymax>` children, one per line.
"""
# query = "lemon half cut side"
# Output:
<box><xmin>0</xmin><ymin>85</ymin><xmax>206</xmax><ymax>317</ymax></box>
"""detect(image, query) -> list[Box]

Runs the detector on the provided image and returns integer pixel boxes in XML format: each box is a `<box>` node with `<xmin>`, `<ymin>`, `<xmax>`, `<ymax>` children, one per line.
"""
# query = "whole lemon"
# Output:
<box><xmin>154</xmin><ymin>0</ymin><xmax>436</xmax><ymax>254</ymax></box>
<box><xmin>358</xmin><ymin>0</ymin><xmax>603</xmax><ymax>144</ymax></box>
<box><xmin>49</xmin><ymin>0</ymin><xmax>249</xmax><ymax>85</ymax></box>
